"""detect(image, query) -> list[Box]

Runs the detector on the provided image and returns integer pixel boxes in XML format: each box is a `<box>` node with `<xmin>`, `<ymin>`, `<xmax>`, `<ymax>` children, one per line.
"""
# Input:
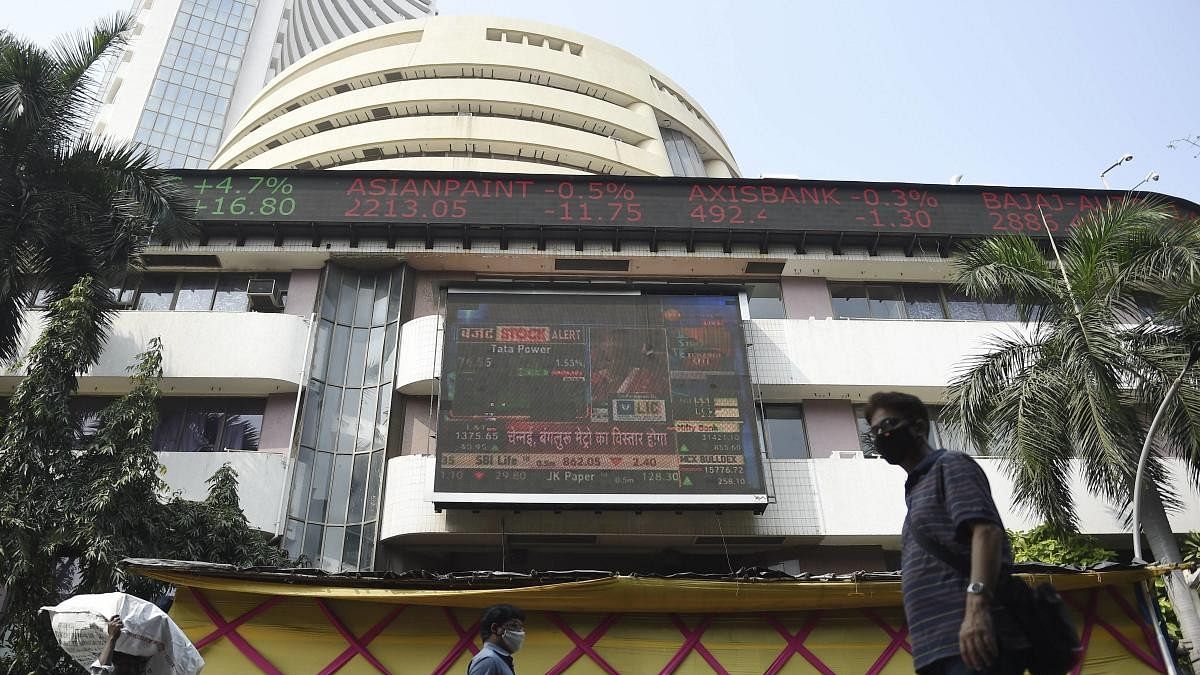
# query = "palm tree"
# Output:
<box><xmin>944</xmin><ymin>199</ymin><xmax>1200</xmax><ymax>666</ymax></box>
<box><xmin>0</xmin><ymin>14</ymin><xmax>193</xmax><ymax>364</ymax></box>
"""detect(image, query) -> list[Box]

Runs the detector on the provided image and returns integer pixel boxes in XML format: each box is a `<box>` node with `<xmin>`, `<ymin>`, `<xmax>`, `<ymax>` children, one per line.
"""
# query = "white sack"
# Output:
<box><xmin>41</xmin><ymin>592</ymin><xmax>204</xmax><ymax>675</ymax></box>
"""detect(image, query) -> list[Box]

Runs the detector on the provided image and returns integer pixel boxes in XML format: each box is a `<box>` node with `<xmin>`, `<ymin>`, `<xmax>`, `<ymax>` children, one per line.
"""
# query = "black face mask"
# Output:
<box><xmin>873</xmin><ymin>421</ymin><xmax>920</xmax><ymax>465</ymax></box>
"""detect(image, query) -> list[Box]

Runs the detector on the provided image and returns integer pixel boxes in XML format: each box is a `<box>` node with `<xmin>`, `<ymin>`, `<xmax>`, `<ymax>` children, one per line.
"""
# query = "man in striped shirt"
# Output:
<box><xmin>866</xmin><ymin>392</ymin><xmax>1029</xmax><ymax>674</ymax></box>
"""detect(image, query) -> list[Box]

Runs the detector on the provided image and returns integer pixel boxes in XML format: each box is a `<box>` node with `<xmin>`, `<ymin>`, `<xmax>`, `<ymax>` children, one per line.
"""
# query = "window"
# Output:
<box><xmin>760</xmin><ymin>403</ymin><xmax>810</xmax><ymax>459</ymax></box>
<box><xmin>661</xmin><ymin>127</ymin><xmax>706</xmax><ymax>177</ymax></box>
<box><xmin>153</xmin><ymin>398</ymin><xmax>265</xmax><ymax>452</ymax></box>
<box><xmin>112</xmin><ymin>272</ymin><xmax>287</xmax><ymax>312</ymax></box>
<box><xmin>746</xmin><ymin>282</ymin><xmax>786</xmax><ymax>319</ymax></box>
<box><xmin>829</xmin><ymin>282</ymin><xmax>1022</xmax><ymax>322</ymax></box>
<box><xmin>855</xmin><ymin>404</ymin><xmax>979</xmax><ymax>455</ymax></box>
<box><xmin>69</xmin><ymin>396</ymin><xmax>264</xmax><ymax>451</ymax></box>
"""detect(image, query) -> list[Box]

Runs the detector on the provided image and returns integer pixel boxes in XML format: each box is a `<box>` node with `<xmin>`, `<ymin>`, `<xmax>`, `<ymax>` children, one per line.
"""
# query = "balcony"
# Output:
<box><xmin>746</xmin><ymin>317</ymin><xmax>1025</xmax><ymax>399</ymax></box>
<box><xmin>0</xmin><ymin>310</ymin><xmax>312</xmax><ymax>395</ymax></box>
<box><xmin>379</xmin><ymin>454</ymin><xmax>1200</xmax><ymax>545</ymax></box>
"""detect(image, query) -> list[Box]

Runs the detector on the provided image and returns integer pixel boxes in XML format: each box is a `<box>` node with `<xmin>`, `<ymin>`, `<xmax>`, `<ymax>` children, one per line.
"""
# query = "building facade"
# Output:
<box><xmin>32</xmin><ymin>14</ymin><xmax>1200</xmax><ymax>575</ymax></box>
<box><xmin>210</xmin><ymin>16</ymin><xmax>738</xmax><ymax>178</ymax></box>
<box><xmin>85</xmin><ymin>0</ymin><xmax>435</xmax><ymax>168</ymax></box>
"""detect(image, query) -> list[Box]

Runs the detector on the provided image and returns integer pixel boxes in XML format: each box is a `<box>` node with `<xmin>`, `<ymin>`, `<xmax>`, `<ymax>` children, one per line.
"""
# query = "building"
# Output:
<box><xmin>24</xmin><ymin>14</ymin><xmax>1200</xmax><ymax>576</ymax></box>
<box><xmin>85</xmin><ymin>0</ymin><xmax>436</xmax><ymax>168</ymax></box>
<box><xmin>209</xmin><ymin>16</ymin><xmax>738</xmax><ymax>178</ymax></box>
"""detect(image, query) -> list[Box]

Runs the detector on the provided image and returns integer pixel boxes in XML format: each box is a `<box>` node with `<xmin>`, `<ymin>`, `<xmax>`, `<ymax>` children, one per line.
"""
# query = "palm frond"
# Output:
<box><xmin>991</xmin><ymin>370</ymin><xmax>1078</xmax><ymax>530</ymax></box>
<box><xmin>0</xmin><ymin>37</ymin><xmax>62</xmax><ymax>130</ymax></box>
<box><xmin>945</xmin><ymin>329</ymin><xmax>1047</xmax><ymax>452</ymax></box>
<box><xmin>50</xmin><ymin>13</ymin><xmax>133</xmax><ymax>92</ymax></box>
<box><xmin>954</xmin><ymin>235</ymin><xmax>1057</xmax><ymax>302</ymax></box>
<box><xmin>68</xmin><ymin>136</ymin><xmax>197</xmax><ymax>242</ymax></box>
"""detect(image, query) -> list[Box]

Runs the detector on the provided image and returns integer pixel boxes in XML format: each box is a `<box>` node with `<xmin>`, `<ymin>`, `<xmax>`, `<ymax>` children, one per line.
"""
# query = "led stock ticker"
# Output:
<box><xmin>191</xmin><ymin>175</ymin><xmax>296</xmax><ymax>217</ymax></box>
<box><xmin>180</xmin><ymin>170</ymin><xmax>1199</xmax><ymax>238</ymax></box>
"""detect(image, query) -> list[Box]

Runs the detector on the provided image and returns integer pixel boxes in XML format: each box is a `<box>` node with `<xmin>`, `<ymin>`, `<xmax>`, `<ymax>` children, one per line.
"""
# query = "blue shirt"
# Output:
<box><xmin>467</xmin><ymin>642</ymin><xmax>515</xmax><ymax>675</ymax></box>
<box><xmin>901</xmin><ymin>450</ymin><xmax>1021</xmax><ymax>670</ymax></box>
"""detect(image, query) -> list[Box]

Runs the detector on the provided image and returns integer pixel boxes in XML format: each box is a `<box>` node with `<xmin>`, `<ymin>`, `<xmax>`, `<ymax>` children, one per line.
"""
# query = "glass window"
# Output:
<box><xmin>903</xmin><ymin>285</ymin><xmax>946</xmax><ymax>320</ymax></box>
<box><xmin>982</xmin><ymin>301</ymin><xmax>1019</xmax><ymax>322</ymax></box>
<box><xmin>136</xmin><ymin>274</ymin><xmax>177</xmax><ymax>310</ymax></box>
<box><xmin>944</xmin><ymin>288</ymin><xmax>988</xmax><ymax>321</ymax></box>
<box><xmin>213</xmin><ymin>274</ymin><xmax>250</xmax><ymax>311</ymax></box>
<box><xmin>747</xmin><ymin>283</ymin><xmax>786</xmax><ymax>319</ymax></box>
<box><xmin>177</xmin><ymin>405</ymin><xmax>223</xmax><ymax>452</ymax></box>
<box><xmin>174</xmin><ymin>274</ymin><xmax>216</xmax><ymax>310</ymax></box>
<box><xmin>661</xmin><ymin>127</ymin><xmax>705</xmax><ymax>177</ymax></box>
<box><xmin>867</xmin><ymin>285</ymin><xmax>904</xmax><ymax>319</ymax></box>
<box><xmin>760</xmin><ymin>404</ymin><xmax>810</xmax><ymax>459</ymax></box>
<box><xmin>221</xmin><ymin>402</ymin><xmax>263</xmax><ymax>450</ymax></box>
<box><xmin>830</xmin><ymin>284</ymin><xmax>870</xmax><ymax>319</ymax></box>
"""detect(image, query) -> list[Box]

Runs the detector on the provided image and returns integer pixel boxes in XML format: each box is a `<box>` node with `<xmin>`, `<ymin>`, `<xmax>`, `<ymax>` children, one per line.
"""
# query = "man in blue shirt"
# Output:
<box><xmin>467</xmin><ymin>604</ymin><xmax>525</xmax><ymax>675</ymax></box>
<box><xmin>866</xmin><ymin>391</ymin><xmax>1028</xmax><ymax>675</ymax></box>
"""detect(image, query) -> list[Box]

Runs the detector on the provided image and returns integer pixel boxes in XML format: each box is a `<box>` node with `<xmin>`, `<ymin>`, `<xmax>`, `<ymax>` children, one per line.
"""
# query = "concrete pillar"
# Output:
<box><xmin>781</xmin><ymin>277</ymin><xmax>833</xmax><ymax>319</ymax></box>
<box><xmin>399</xmin><ymin>395</ymin><xmax>437</xmax><ymax>455</ymax></box>
<box><xmin>803</xmin><ymin>399</ymin><xmax>862</xmax><ymax>458</ymax></box>
<box><xmin>627</xmin><ymin>101</ymin><xmax>673</xmax><ymax>176</ymax></box>
<box><xmin>259</xmin><ymin>392</ymin><xmax>297</xmax><ymax>453</ymax></box>
<box><xmin>285</xmin><ymin>268</ymin><xmax>322</xmax><ymax>316</ymax></box>
<box><xmin>703</xmin><ymin>158</ymin><xmax>733</xmax><ymax>178</ymax></box>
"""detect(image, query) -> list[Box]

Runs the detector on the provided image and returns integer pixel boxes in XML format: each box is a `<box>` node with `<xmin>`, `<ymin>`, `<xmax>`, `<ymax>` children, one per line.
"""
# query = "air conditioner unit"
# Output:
<box><xmin>246</xmin><ymin>278</ymin><xmax>283</xmax><ymax>312</ymax></box>
<box><xmin>832</xmin><ymin>450</ymin><xmax>864</xmax><ymax>460</ymax></box>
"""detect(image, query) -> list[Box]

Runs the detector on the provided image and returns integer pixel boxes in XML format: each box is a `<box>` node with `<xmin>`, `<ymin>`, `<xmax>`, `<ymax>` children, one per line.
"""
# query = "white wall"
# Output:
<box><xmin>814</xmin><ymin>457</ymin><xmax>1200</xmax><ymax>540</ymax></box>
<box><xmin>380</xmin><ymin>455</ymin><xmax>1200</xmax><ymax>545</ymax></box>
<box><xmin>0</xmin><ymin>311</ymin><xmax>311</xmax><ymax>395</ymax></box>
<box><xmin>158</xmin><ymin>450</ymin><xmax>288</xmax><ymax>532</ymax></box>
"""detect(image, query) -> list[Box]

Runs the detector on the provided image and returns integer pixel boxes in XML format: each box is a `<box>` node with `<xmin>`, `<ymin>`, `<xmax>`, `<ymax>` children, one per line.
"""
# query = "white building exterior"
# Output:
<box><xmin>85</xmin><ymin>0</ymin><xmax>435</xmax><ymax>168</ymax></box>
<box><xmin>211</xmin><ymin>16</ymin><xmax>738</xmax><ymax>178</ymax></box>
<box><xmin>26</xmin><ymin>13</ymin><xmax>1195</xmax><ymax>573</ymax></box>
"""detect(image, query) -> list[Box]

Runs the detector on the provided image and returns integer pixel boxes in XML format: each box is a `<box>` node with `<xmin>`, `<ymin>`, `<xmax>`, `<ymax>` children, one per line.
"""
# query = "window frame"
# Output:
<box><xmin>758</xmin><ymin>402</ymin><xmax>811</xmax><ymax>460</ymax></box>
<box><xmin>829</xmin><ymin>282</ymin><xmax>1028</xmax><ymax>322</ymax></box>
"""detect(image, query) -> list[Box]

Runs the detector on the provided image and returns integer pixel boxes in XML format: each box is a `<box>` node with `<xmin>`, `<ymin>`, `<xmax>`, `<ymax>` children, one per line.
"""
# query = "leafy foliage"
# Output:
<box><xmin>0</xmin><ymin>15</ymin><xmax>194</xmax><ymax>365</ymax></box>
<box><xmin>944</xmin><ymin>199</ymin><xmax>1200</xmax><ymax>665</ymax></box>
<box><xmin>0</xmin><ymin>283</ymin><xmax>288</xmax><ymax>674</ymax></box>
<box><xmin>1008</xmin><ymin>525</ymin><xmax>1116</xmax><ymax>568</ymax></box>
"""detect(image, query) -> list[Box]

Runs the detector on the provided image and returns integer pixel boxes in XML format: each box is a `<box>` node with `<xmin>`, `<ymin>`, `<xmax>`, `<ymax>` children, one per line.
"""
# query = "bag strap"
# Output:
<box><xmin>910</xmin><ymin>525</ymin><xmax>971</xmax><ymax>576</ymax></box>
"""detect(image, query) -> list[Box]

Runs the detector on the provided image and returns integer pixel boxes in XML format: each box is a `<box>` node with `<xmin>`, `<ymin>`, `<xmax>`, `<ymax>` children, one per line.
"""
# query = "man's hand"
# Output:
<box><xmin>106</xmin><ymin>616</ymin><xmax>123</xmax><ymax>639</ymax></box>
<box><xmin>959</xmin><ymin>595</ymin><xmax>997</xmax><ymax>671</ymax></box>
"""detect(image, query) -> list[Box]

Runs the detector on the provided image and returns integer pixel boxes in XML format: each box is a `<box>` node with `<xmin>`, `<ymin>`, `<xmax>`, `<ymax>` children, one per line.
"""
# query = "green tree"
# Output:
<box><xmin>1009</xmin><ymin>525</ymin><xmax>1117</xmax><ymax>568</ymax></box>
<box><xmin>944</xmin><ymin>199</ymin><xmax>1200</xmax><ymax>665</ymax></box>
<box><xmin>0</xmin><ymin>14</ymin><xmax>193</xmax><ymax>363</ymax></box>
<box><xmin>0</xmin><ymin>280</ymin><xmax>288</xmax><ymax>673</ymax></box>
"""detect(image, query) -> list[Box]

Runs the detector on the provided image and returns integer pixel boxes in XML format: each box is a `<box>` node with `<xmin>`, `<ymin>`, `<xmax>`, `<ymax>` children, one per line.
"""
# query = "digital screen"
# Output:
<box><xmin>176</xmin><ymin>170</ymin><xmax>1198</xmax><ymax>238</ymax></box>
<box><xmin>434</xmin><ymin>293</ymin><xmax>766</xmax><ymax>505</ymax></box>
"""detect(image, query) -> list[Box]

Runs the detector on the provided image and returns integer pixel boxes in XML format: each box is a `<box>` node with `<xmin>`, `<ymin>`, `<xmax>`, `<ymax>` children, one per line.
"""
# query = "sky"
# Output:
<box><xmin>6</xmin><ymin>1</ymin><xmax>1200</xmax><ymax>203</ymax></box>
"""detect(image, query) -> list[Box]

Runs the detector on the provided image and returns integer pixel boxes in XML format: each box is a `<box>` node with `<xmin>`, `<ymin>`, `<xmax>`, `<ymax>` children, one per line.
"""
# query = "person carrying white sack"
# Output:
<box><xmin>40</xmin><ymin>592</ymin><xmax>204</xmax><ymax>675</ymax></box>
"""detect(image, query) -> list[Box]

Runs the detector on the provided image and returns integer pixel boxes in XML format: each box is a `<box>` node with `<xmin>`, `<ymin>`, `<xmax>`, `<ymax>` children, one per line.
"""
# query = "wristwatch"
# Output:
<box><xmin>966</xmin><ymin>581</ymin><xmax>992</xmax><ymax>599</ymax></box>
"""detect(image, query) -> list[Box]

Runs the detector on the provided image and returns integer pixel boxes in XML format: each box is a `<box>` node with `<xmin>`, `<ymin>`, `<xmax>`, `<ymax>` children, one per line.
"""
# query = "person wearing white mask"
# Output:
<box><xmin>467</xmin><ymin>604</ymin><xmax>526</xmax><ymax>675</ymax></box>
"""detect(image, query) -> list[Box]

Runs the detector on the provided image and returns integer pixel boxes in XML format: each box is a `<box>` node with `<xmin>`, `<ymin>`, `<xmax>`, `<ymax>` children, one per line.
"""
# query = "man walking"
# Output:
<box><xmin>467</xmin><ymin>604</ymin><xmax>525</xmax><ymax>675</ymax></box>
<box><xmin>865</xmin><ymin>391</ymin><xmax>1028</xmax><ymax>674</ymax></box>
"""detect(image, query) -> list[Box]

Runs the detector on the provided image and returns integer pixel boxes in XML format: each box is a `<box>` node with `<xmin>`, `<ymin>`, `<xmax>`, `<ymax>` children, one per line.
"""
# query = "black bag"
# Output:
<box><xmin>910</xmin><ymin>527</ymin><xmax>1082</xmax><ymax>675</ymax></box>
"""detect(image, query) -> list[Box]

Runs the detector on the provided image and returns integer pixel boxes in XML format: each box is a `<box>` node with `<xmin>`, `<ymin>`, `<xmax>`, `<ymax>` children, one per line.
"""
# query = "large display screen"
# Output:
<box><xmin>175</xmin><ymin>170</ymin><xmax>1199</xmax><ymax>238</ymax></box>
<box><xmin>433</xmin><ymin>292</ymin><xmax>767</xmax><ymax>507</ymax></box>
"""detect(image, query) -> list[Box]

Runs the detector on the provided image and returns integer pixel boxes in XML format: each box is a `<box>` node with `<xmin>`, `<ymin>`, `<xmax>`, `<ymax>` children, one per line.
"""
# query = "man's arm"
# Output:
<box><xmin>960</xmin><ymin>521</ymin><xmax>1003</xmax><ymax>671</ymax></box>
<box><xmin>91</xmin><ymin>616</ymin><xmax>122</xmax><ymax>674</ymax></box>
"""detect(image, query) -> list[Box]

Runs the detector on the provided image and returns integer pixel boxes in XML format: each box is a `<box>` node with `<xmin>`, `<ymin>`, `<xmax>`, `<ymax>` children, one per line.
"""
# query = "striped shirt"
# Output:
<box><xmin>901</xmin><ymin>450</ymin><xmax>1021</xmax><ymax>671</ymax></box>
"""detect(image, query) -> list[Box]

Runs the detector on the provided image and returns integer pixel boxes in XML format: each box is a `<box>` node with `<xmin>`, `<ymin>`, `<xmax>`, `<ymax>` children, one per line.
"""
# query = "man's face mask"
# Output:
<box><xmin>870</xmin><ymin>417</ymin><xmax>920</xmax><ymax>464</ymax></box>
<box><xmin>503</xmin><ymin>627</ymin><xmax>526</xmax><ymax>652</ymax></box>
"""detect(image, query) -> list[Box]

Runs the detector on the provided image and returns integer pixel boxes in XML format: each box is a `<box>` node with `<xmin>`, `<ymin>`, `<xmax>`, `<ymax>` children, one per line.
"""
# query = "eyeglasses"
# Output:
<box><xmin>868</xmin><ymin>417</ymin><xmax>909</xmax><ymax>438</ymax></box>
